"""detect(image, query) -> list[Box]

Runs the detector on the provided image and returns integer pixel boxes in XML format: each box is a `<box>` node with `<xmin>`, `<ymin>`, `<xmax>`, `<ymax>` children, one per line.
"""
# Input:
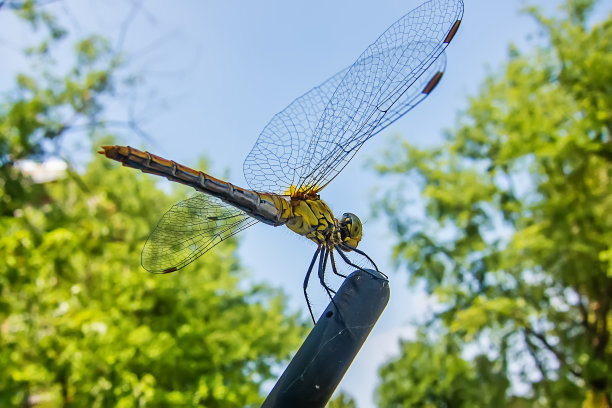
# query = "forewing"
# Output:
<box><xmin>299</xmin><ymin>46</ymin><xmax>447</xmax><ymax>191</ymax></box>
<box><xmin>142</xmin><ymin>193</ymin><xmax>257</xmax><ymax>273</ymax></box>
<box><xmin>243</xmin><ymin>0</ymin><xmax>462</xmax><ymax>194</ymax></box>
<box><xmin>298</xmin><ymin>0</ymin><xmax>463</xmax><ymax>191</ymax></box>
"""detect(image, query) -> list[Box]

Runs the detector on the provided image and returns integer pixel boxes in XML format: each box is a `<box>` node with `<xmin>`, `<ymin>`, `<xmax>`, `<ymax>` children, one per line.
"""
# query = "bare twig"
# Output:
<box><xmin>524</xmin><ymin>326</ymin><xmax>582</xmax><ymax>379</ymax></box>
<box><xmin>523</xmin><ymin>329</ymin><xmax>556</xmax><ymax>408</ymax></box>
<box><xmin>115</xmin><ymin>0</ymin><xmax>142</xmax><ymax>52</ymax></box>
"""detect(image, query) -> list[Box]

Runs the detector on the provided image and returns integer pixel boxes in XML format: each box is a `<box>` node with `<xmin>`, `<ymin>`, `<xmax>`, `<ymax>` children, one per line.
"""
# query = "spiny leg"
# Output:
<box><xmin>318</xmin><ymin>246</ymin><xmax>336</xmax><ymax>297</ymax></box>
<box><xmin>335</xmin><ymin>244</ymin><xmax>388</xmax><ymax>280</ymax></box>
<box><xmin>304</xmin><ymin>246</ymin><xmax>321</xmax><ymax>324</ymax></box>
<box><xmin>319</xmin><ymin>246</ymin><xmax>344</xmax><ymax>321</ymax></box>
<box><xmin>329</xmin><ymin>249</ymin><xmax>347</xmax><ymax>279</ymax></box>
<box><xmin>340</xmin><ymin>243</ymin><xmax>386</xmax><ymax>277</ymax></box>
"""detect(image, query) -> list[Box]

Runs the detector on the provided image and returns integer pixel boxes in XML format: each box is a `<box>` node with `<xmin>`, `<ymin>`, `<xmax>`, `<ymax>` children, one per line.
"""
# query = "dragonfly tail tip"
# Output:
<box><xmin>98</xmin><ymin>145</ymin><xmax>118</xmax><ymax>158</ymax></box>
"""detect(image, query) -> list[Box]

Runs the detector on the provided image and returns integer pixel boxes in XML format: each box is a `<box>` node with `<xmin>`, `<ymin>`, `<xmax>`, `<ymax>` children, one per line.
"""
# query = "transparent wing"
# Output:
<box><xmin>244</xmin><ymin>0</ymin><xmax>463</xmax><ymax>194</ymax></box>
<box><xmin>244</xmin><ymin>67</ymin><xmax>349</xmax><ymax>193</ymax></box>
<box><xmin>142</xmin><ymin>194</ymin><xmax>258</xmax><ymax>273</ymax></box>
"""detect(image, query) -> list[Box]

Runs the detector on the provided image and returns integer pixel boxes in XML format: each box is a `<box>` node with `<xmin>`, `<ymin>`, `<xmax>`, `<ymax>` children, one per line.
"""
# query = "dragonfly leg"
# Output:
<box><xmin>340</xmin><ymin>243</ymin><xmax>385</xmax><ymax>276</ymax></box>
<box><xmin>318</xmin><ymin>247</ymin><xmax>336</xmax><ymax>297</ymax></box>
<box><xmin>335</xmin><ymin>244</ymin><xmax>388</xmax><ymax>281</ymax></box>
<box><xmin>304</xmin><ymin>246</ymin><xmax>322</xmax><ymax>324</ymax></box>
<box><xmin>329</xmin><ymin>250</ymin><xmax>347</xmax><ymax>279</ymax></box>
<box><xmin>319</xmin><ymin>246</ymin><xmax>346</xmax><ymax>322</ymax></box>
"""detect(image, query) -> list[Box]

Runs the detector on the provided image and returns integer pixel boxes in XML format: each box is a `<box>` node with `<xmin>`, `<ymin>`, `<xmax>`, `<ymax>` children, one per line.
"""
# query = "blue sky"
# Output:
<box><xmin>2</xmin><ymin>0</ymin><xmax>610</xmax><ymax>406</ymax></box>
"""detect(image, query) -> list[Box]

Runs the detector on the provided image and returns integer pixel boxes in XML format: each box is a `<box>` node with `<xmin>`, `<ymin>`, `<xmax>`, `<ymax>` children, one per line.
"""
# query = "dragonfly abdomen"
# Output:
<box><xmin>99</xmin><ymin>145</ymin><xmax>292</xmax><ymax>226</ymax></box>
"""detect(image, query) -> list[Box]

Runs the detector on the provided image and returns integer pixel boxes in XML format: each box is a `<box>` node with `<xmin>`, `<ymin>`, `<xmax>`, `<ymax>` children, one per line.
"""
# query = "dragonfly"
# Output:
<box><xmin>100</xmin><ymin>0</ymin><xmax>463</xmax><ymax>322</ymax></box>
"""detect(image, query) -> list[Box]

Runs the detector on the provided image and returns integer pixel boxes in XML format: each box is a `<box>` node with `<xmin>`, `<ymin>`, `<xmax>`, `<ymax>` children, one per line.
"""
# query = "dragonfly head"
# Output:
<box><xmin>339</xmin><ymin>212</ymin><xmax>362</xmax><ymax>250</ymax></box>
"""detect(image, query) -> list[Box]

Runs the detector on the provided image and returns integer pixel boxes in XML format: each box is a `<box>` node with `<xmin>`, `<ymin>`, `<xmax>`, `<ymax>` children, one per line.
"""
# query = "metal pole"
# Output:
<box><xmin>262</xmin><ymin>269</ymin><xmax>389</xmax><ymax>408</ymax></box>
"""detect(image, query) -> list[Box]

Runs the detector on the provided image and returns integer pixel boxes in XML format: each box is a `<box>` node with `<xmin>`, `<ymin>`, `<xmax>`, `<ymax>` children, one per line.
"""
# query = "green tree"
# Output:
<box><xmin>1</xmin><ymin>3</ymin><xmax>305</xmax><ymax>406</ymax></box>
<box><xmin>1</xmin><ymin>153</ymin><xmax>304</xmax><ymax>407</ymax></box>
<box><xmin>0</xmin><ymin>0</ymin><xmax>116</xmax><ymax>215</ymax></box>
<box><xmin>377</xmin><ymin>332</ymin><xmax>512</xmax><ymax>408</ymax></box>
<box><xmin>374</xmin><ymin>0</ymin><xmax>611</xmax><ymax>406</ymax></box>
<box><xmin>328</xmin><ymin>391</ymin><xmax>358</xmax><ymax>408</ymax></box>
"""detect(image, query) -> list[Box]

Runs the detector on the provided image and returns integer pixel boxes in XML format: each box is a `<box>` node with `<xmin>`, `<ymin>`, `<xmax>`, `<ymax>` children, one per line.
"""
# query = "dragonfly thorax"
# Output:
<box><xmin>285</xmin><ymin>198</ymin><xmax>362</xmax><ymax>249</ymax></box>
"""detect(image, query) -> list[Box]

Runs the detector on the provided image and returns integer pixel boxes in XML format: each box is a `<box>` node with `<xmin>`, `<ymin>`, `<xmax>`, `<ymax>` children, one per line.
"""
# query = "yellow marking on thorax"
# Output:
<box><xmin>284</xmin><ymin>184</ymin><xmax>322</xmax><ymax>198</ymax></box>
<box><xmin>285</xmin><ymin>198</ymin><xmax>340</xmax><ymax>245</ymax></box>
<box><xmin>260</xmin><ymin>193</ymin><xmax>294</xmax><ymax>223</ymax></box>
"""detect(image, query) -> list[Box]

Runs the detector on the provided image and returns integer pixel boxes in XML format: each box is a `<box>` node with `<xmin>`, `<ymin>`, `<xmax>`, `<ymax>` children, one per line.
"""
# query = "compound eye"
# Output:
<box><xmin>340</xmin><ymin>212</ymin><xmax>362</xmax><ymax>248</ymax></box>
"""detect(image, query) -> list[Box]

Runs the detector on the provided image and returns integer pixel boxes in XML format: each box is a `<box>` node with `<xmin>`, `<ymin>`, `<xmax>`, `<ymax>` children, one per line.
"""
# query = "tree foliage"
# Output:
<box><xmin>0</xmin><ymin>3</ymin><xmax>305</xmax><ymax>406</ymax></box>
<box><xmin>0</xmin><ymin>0</ymin><xmax>118</xmax><ymax>215</ymax></box>
<box><xmin>374</xmin><ymin>0</ymin><xmax>611</xmax><ymax>406</ymax></box>
<box><xmin>1</xmin><ymin>155</ymin><xmax>305</xmax><ymax>407</ymax></box>
<box><xmin>377</xmin><ymin>332</ymin><xmax>513</xmax><ymax>408</ymax></box>
<box><xmin>328</xmin><ymin>391</ymin><xmax>358</xmax><ymax>408</ymax></box>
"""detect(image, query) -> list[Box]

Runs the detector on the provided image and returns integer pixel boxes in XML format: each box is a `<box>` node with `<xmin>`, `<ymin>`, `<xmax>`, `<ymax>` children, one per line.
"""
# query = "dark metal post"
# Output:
<box><xmin>262</xmin><ymin>269</ymin><xmax>389</xmax><ymax>408</ymax></box>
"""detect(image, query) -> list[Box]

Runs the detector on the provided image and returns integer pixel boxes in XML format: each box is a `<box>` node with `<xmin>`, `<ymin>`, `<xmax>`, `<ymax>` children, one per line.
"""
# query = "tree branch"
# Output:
<box><xmin>524</xmin><ymin>326</ymin><xmax>582</xmax><ymax>379</ymax></box>
<box><xmin>577</xmin><ymin>292</ymin><xmax>593</xmax><ymax>336</ymax></box>
<box><xmin>523</xmin><ymin>329</ymin><xmax>556</xmax><ymax>408</ymax></box>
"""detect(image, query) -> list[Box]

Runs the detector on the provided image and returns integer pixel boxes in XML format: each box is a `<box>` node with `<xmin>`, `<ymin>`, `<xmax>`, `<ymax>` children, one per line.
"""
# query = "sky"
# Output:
<box><xmin>2</xmin><ymin>0</ymin><xmax>610</xmax><ymax>406</ymax></box>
